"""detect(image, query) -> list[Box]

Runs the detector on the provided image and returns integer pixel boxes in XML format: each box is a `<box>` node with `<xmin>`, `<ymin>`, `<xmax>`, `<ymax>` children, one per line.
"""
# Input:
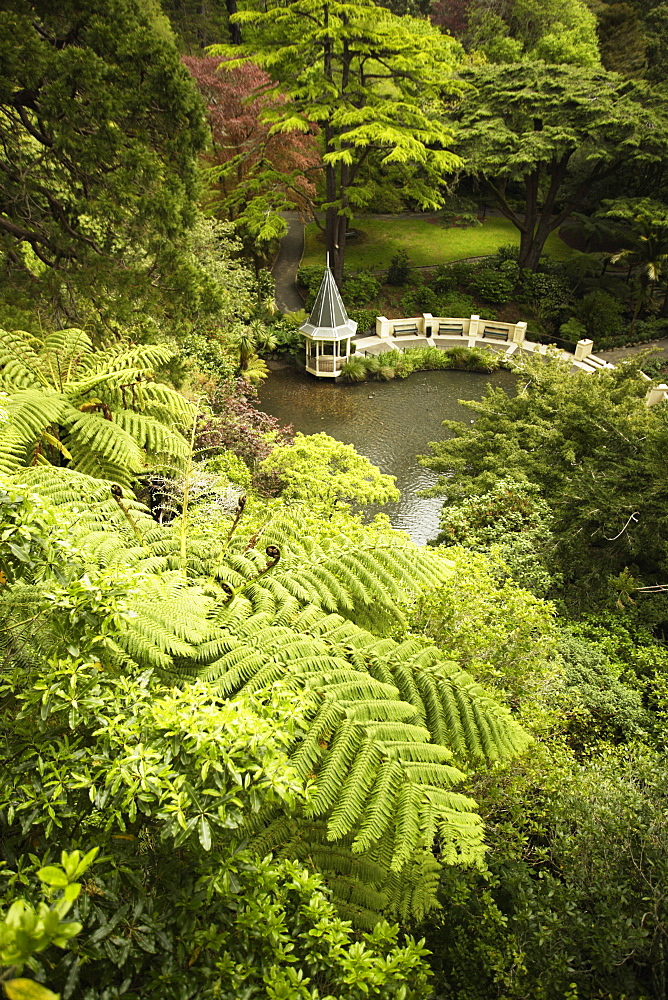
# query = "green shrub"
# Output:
<box><xmin>517</xmin><ymin>271</ymin><xmax>572</xmax><ymax>322</ymax></box>
<box><xmin>437</xmin><ymin>291</ymin><xmax>479</xmax><ymax>318</ymax></box>
<box><xmin>431</xmin><ymin>264</ymin><xmax>459</xmax><ymax>294</ymax></box>
<box><xmin>386</xmin><ymin>249</ymin><xmax>411</xmax><ymax>285</ymax></box>
<box><xmin>493</xmin><ymin>244</ymin><xmax>521</xmax><ymax>265</ymax></box>
<box><xmin>433</xmin><ymin>260</ymin><xmax>475</xmax><ymax>292</ymax></box>
<box><xmin>401</xmin><ymin>286</ymin><xmax>440</xmax><ymax>315</ymax></box>
<box><xmin>343</xmin><ymin>269</ymin><xmax>381</xmax><ymax>306</ymax></box>
<box><xmin>366</xmin><ymin>353</ymin><xmax>397</xmax><ymax>380</ymax></box>
<box><xmin>571</xmin><ymin>289</ymin><xmax>625</xmax><ymax>342</ymax></box>
<box><xmin>559</xmin><ymin>317</ymin><xmax>587</xmax><ymax>344</ymax></box>
<box><xmin>296</xmin><ymin>264</ymin><xmax>324</xmax><ymax>292</ymax></box>
<box><xmin>402</xmin><ymin>346</ymin><xmax>453</xmax><ymax>370</ymax></box>
<box><xmin>447</xmin><ymin>211</ymin><xmax>482</xmax><ymax>228</ymax></box>
<box><xmin>469</xmin><ymin>268</ymin><xmax>515</xmax><ymax>305</ymax></box>
<box><xmin>462</xmin><ymin>346</ymin><xmax>502</xmax><ymax>371</ymax></box>
<box><xmin>631</xmin><ymin>318</ymin><xmax>668</xmax><ymax>343</ymax></box>
<box><xmin>348</xmin><ymin>307</ymin><xmax>377</xmax><ymax>333</ymax></box>
<box><xmin>269</xmin><ymin>317</ymin><xmax>305</xmax><ymax>353</ymax></box>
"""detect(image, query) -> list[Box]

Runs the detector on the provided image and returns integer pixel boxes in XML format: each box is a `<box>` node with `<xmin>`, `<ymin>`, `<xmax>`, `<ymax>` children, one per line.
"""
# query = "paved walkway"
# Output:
<box><xmin>597</xmin><ymin>339</ymin><xmax>668</xmax><ymax>365</ymax></box>
<box><xmin>272</xmin><ymin>212</ymin><xmax>305</xmax><ymax>313</ymax></box>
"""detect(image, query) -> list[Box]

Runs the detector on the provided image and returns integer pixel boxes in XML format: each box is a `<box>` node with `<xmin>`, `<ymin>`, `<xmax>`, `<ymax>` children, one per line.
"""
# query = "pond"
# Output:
<box><xmin>257</xmin><ymin>365</ymin><xmax>517</xmax><ymax>545</ymax></box>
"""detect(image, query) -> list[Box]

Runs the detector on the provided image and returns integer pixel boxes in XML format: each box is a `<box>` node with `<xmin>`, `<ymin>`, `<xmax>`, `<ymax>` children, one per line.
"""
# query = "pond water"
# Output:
<box><xmin>257</xmin><ymin>365</ymin><xmax>516</xmax><ymax>545</ymax></box>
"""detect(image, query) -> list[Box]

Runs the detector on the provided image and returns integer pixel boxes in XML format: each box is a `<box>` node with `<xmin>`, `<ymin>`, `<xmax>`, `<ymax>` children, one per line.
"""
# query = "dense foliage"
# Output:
<box><xmin>211</xmin><ymin>0</ymin><xmax>463</xmax><ymax>284</ymax></box>
<box><xmin>0</xmin><ymin>0</ymin><xmax>208</xmax><ymax>330</ymax></box>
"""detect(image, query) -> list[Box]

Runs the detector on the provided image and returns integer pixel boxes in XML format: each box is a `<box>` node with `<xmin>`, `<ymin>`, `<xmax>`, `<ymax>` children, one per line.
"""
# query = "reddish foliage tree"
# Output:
<box><xmin>431</xmin><ymin>0</ymin><xmax>470</xmax><ymax>38</ymax></box>
<box><xmin>182</xmin><ymin>56</ymin><xmax>319</xmax><ymax>222</ymax></box>
<box><xmin>195</xmin><ymin>377</ymin><xmax>293</xmax><ymax>470</ymax></box>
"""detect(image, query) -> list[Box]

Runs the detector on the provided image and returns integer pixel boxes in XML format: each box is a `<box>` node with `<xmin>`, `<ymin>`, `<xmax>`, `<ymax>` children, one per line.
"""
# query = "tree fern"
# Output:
<box><xmin>0</xmin><ymin>327</ymin><xmax>194</xmax><ymax>481</ymax></box>
<box><xmin>1</xmin><ymin>472</ymin><xmax>532</xmax><ymax>925</ymax></box>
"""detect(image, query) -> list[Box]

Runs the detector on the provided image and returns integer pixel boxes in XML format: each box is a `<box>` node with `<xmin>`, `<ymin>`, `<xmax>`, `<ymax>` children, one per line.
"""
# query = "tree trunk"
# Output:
<box><xmin>226</xmin><ymin>0</ymin><xmax>242</xmax><ymax>44</ymax></box>
<box><xmin>324</xmin><ymin>161</ymin><xmax>347</xmax><ymax>288</ymax></box>
<box><xmin>325</xmin><ymin>209</ymin><xmax>346</xmax><ymax>287</ymax></box>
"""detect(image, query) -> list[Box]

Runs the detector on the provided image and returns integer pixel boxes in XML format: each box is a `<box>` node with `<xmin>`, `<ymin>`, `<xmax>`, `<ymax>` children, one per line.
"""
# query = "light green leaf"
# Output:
<box><xmin>36</xmin><ymin>867</ymin><xmax>68</xmax><ymax>888</ymax></box>
<box><xmin>4</xmin><ymin>980</ymin><xmax>60</xmax><ymax>1000</ymax></box>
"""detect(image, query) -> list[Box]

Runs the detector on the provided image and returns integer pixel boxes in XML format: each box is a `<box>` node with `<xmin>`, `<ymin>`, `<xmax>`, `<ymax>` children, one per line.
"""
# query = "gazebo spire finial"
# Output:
<box><xmin>326</xmin><ymin>251</ymin><xmax>330</xmax><ymax>269</ymax></box>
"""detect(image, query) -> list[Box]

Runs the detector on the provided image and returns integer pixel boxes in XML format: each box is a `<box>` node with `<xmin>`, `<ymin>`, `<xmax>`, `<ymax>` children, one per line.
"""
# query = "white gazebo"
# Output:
<box><xmin>300</xmin><ymin>257</ymin><xmax>357</xmax><ymax>377</ymax></box>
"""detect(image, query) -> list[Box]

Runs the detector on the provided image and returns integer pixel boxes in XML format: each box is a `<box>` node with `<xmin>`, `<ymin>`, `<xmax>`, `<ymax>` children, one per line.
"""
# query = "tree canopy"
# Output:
<box><xmin>211</xmin><ymin>0</ymin><xmax>463</xmax><ymax>285</ymax></box>
<box><xmin>0</xmin><ymin>0</ymin><xmax>207</xmax><ymax>328</ymax></box>
<box><xmin>452</xmin><ymin>62</ymin><xmax>668</xmax><ymax>271</ymax></box>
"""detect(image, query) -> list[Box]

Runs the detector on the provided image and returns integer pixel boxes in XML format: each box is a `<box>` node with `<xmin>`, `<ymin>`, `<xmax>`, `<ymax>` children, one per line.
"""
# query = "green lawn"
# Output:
<box><xmin>302</xmin><ymin>215</ymin><xmax>576</xmax><ymax>270</ymax></box>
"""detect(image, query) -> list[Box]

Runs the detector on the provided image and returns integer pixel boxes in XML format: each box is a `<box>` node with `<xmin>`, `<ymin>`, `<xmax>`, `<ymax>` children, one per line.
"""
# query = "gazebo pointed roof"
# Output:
<box><xmin>300</xmin><ymin>256</ymin><xmax>357</xmax><ymax>340</ymax></box>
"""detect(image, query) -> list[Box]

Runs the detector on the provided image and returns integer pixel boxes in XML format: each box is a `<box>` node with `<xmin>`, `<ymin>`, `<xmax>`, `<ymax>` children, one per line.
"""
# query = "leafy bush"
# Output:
<box><xmin>555</xmin><ymin>628</ymin><xmax>652</xmax><ymax>748</ymax></box>
<box><xmin>493</xmin><ymin>243</ymin><xmax>521</xmax><ymax>265</ymax></box>
<box><xmin>432</xmin><ymin>260</ymin><xmax>474</xmax><ymax>293</ymax></box>
<box><xmin>203</xmin><ymin>450</ymin><xmax>252</xmax><ymax>488</ymax></box>
<box><xmin>594</xmin><ymin>316</ymin><xmax>668</xmax><ymax>350</ymax></box>
<box><xmin>435</xmin><ymin>478</ymin><xmax>556</xmax><ymax>597</ymax></box>
<box><xmin>468</xmin><ymin>267</ymin><xmax>515</xmax><ymax>305</ymax></box>
<box><xmin>571</xmin><ymin>289</ymin><xmax>625</xmax><ymax>342</ymax></box>
<box><xmin>517</xmin><ymin>270</ymin><xmax>572</xmax><ymax>323</ymax></box>
<box><xmin>366</xmin><ymin>354</ymin><xmax>397</xmax><ymax>380</ymax></box>
<box><xmin>446</xmin><ymin>345</ymin><xmax>502</xmax><ymax>371</ymax></box>
<box><xmin>340</xmin><ymin>356</ymin><xmax>369</xmax><ymax>381</ymax></box>
<box><xmin>340</xmin><ymin>344</ymin><xmax>502</xmax><ymax>382</ymax></box>
<box><xmin>402</xmin><ymin>346</ymin><xmax>452</xmax><ymax>370</ymax></box>
<box><xmin>343</xmin><ymin>269</ymin><xmax>381</xmax><ymax>306</ymax></box>
<box><xmin>559</xmin><ymin>317</ymin><xmax>587</xmax><ymax>343</ymax></box>
<box><xmin>401</xmin><ymin>345</ymin><xmax>501</xmax><ymax>374</ymax></box>
<box><xmin>267</xmin><ymin>316</ymin><xmax>304</xmax><ymax>353</ymax></box>
<box><xmin>348</xmin><ymin>307</ymin><xmax>377</xmax><ymax>333</ymax></box>
<box><xmin>401</xmin><ymin>285</ymin><xmax>440</xmax><ymax>315</ymax></box>
<box><xmin>440</xmin><ymin>196</ymin><xmax>481</xmax><ymax>227</ymax></box>
<box><xmin>196</xmin><ymin>377</ymin><xmax>293</xmax><ymax>468</ymax></box>
<box><xmin>431</xmin><ymin>264</ymin><xmax>459</xmax><ymax>294</ymax></box>
<box><xmin>437</xmin><ymin>291</ymin><xmax>479</xmax><ymax>317</ymax></box>
<box><xmin>296</xmin><ymin>264</ymin><xmax>325</xmax><ymax>292</ymax></box>
<box><xmin>386</xmin><ymin>249</ymin><xmax>411</xmax><ymax>285</ymax></box>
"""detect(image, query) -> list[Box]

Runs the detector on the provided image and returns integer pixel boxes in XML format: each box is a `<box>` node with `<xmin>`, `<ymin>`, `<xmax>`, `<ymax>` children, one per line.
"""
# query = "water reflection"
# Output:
<box><xmin>257</xmin><ymin>365</ymin><xmax>516</xmax><ymax>545</ymax></box>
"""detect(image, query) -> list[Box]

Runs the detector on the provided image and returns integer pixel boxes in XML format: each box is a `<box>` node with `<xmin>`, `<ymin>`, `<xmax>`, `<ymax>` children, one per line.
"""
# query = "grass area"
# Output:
<box><xmin>302</xmin><ymin>215</ymin><xmax>576</xmax><ymax>270</ymax></box>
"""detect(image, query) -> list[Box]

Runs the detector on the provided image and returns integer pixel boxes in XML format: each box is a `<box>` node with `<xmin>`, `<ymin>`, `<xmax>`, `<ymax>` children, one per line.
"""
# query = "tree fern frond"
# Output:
<box><xmin>0</xmin><ymin>427</ymin><xmax>27</xmax><ymax>474</ymax></box>
<box><xmin>5</xmin><ymin>388</ymin><xmax>67</xmax><ymax>448</ymax></box>
<box><xmin>352</xmin><ymin>759</ymin><xmax>405</xmax><ymax>853</ymax></box>
<box><xmin>113</xmin><ymin>411</ymin><xmax>190</xmax><ymax>462</ymax></box>
<box><xmin>326</xmin><ymin>739</ymin><xmax>385</xmax><ymax>840</ymax></box>
<box><xmin>0</xmin><ymin>329</ymin><xmax>49</xmax><ymax>390</ymax></box>
<box><xmin>63</xmin><ymin>411</ymin><xmax>144</xmax><ymax>470</ymax></box>
<box><xmin>391</xmin><ymin>783</ymin><xmax>423</xmax><ymax>869</ymax></box>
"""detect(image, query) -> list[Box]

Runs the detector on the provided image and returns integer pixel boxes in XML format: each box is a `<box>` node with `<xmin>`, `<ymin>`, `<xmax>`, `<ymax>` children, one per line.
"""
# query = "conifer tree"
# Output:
<box><xmin>211</xmin><ymin>0</ymin><xmax>463</xmax><ymax>285</ymax></box>
<box><xmin>0</xmin><ymin>0</ymin><xmax>207</xmax><ymax>326</ymax></box>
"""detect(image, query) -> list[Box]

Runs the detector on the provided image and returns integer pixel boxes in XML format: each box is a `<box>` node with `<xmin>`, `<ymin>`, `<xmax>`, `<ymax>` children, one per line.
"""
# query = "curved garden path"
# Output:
<box><xmin>272</xmin><ymin>212</ymin><xmax>305</xmax><ymax>313</ymax></box>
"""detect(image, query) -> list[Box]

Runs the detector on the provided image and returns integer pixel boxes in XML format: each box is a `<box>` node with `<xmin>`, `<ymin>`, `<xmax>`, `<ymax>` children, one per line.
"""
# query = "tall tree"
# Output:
<box><xmin>465</xmin><ymin>0</ymin><xmax>601</xmax><ymax>65</ymax></box>
<box><xmin>452</xmin><ymin>62</ymin><xmax>668</xmax><ymax>271</ymax></box>
<box><xmin>0</xmin><ymin>0</ymin><xmax>208</xmax><ymax>328</ymax></box>
<box><xmin>212</xmin><ymin>0</ymin><xmax>462</xmax><ymax>286</ymax></box>
<box><xmin>183</xmin><ymin>56</ymin><xmax>319</xmax><ymax>268</ymax></box>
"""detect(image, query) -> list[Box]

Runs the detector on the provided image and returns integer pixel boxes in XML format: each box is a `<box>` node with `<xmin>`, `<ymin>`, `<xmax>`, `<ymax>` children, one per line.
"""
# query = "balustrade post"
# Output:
<box><xmin>575</xmin><ymin>339</ymin><xmax>594</xmax><ymax>361</ymax></box>
<box><xmin>376</xmin><ymin>316</ymin><xmax>392</xmax><ymax>338</ymax></box>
